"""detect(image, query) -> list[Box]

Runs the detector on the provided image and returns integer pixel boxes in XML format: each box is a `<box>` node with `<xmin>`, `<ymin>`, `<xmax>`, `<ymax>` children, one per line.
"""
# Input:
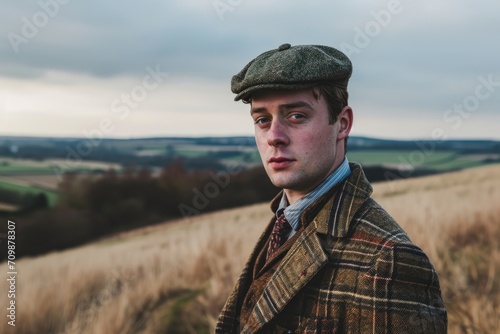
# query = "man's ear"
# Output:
<box><xmin>337</xmin><ymin>106</ymin><xmax>353</xmax><ymax>141</ymax></box>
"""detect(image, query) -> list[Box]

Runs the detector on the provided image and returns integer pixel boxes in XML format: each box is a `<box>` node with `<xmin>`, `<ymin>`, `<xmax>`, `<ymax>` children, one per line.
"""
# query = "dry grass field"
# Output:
<box><xmin>1</xmin><ymin>164</ymin><xmax>499</xmax><ymax>333</ymax></box>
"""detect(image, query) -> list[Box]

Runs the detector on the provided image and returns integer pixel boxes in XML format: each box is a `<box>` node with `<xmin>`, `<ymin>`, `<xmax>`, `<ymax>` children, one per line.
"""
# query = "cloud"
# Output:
<box><xmin>2</xmin><ymin>1</ymin><xmax>497</xmax><ymax>80</ymax></box>
<box><xmin>0</xmin><ymin>0</ymin><xmax>498</xmax><ymax>138</ymax></box>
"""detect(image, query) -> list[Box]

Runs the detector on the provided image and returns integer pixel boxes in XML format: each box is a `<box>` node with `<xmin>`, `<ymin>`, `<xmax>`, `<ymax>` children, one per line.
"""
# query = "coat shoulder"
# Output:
<box><xmin>352</xmin><ymin>197</ymin><xmax>412</xmax><ymax>244</ymax></box>
<box><xmin>331</xmin><ymin>197</ymin><xmax>442</xmax><ymax>289</ymax></box>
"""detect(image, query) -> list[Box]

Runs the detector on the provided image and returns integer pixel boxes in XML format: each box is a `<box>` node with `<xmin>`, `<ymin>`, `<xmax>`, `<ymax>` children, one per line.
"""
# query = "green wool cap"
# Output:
<box><xmin>231</xmin><ymin>43</ymin><xmax>352</xmax><ymax>101</ymax></box>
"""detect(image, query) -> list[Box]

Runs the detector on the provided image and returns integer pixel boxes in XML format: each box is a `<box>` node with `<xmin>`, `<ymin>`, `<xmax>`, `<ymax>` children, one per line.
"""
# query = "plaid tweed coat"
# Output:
<box><xmin>216</xmin><ymin>163</ymin><xmax>447</xmax><ymax>333</ymax></box>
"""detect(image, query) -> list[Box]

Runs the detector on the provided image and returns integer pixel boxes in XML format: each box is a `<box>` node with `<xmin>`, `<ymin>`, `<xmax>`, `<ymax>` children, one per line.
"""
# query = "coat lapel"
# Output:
<box><xmin>241</xmin><ymin>163</ymin><xmax>373</xmax><ymax>333</ymax></box>
<box><xmin>216</xmin><ymin>216</ymin><xmax>276</xmax><ymax>333</ymax></box>
<box><xmin>241</xmin><ymin>209</ymin><xmax>329</xmax><ymax>333</ymax></box>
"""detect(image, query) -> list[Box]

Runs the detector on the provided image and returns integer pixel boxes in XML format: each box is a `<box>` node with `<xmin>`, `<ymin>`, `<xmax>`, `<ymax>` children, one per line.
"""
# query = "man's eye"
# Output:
<box><xmin>290</xmin><ymin>113</ymin><xmax>305</xmax><ymax>120</ymax></box>
<box><xmin>255</xmin><ymin>117</ymin><xmax>269</xmax><ymax>125</ymax></box>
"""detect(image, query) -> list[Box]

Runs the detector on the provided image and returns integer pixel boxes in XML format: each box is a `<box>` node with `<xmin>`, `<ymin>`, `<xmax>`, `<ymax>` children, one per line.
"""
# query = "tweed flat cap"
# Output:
<box><xmin>231</xmin><ymin>43</ymin><xmax>352</xmax><ymax>101</ymax></box>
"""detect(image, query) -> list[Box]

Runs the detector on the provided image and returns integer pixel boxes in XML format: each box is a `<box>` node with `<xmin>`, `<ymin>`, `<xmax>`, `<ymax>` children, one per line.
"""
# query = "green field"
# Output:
<box><xmin>0</xmin><ymin>149</ymin><xmax>494</xmax><ymax>212</ymax></box>
<box><xmin>347</xmin><ymin>150</ymin><xmax>489</xmax><ymax>171</ymax></box>
<box><xmin>174</xmin><ymin>149</ymin><xmax>207</xmax><ymax>158</ymax></box>
<box><xmin>117</xmin><ymin>145</ymin><xmax>169</xmax><ymax>154</ymax></box>
<box><xmin>0</xmin><ymin>158</ymin><xmax>122</xmax><ymax>175</ymax></box>
<box><xmin>0</xmin><ymin>179</ymin><xmax>59</xmax><ymax>206</ymax></box>
<box><xmin>0</xmin><ymin>165</ymin><xmax>54</xmax><ymax>174</ymax></box>
<box><xmin>347</xmin><ymin>150</ymin><xmax>453</xmax><ymax>165</ymax></box>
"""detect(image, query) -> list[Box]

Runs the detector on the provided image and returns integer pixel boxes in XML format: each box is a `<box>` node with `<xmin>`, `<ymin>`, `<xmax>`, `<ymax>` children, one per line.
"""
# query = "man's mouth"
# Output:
<box><xmin>268</xmin><ymin>157</ymin><xmax>294</xmax><ymax>169</ymax></box>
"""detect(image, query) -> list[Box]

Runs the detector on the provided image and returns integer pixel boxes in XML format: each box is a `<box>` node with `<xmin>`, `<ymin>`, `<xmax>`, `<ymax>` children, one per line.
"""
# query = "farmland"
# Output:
<box><xmin>0</xmin><ymin>164</ymin><xmax>498</xmax><ymax>333</ymax></box>
<box><xmin>0</xmin><ymin>157</ymin><xmax>122</xmax><ymax>175</ymax></box>
<box><xmin>0</xmin><ymin>178</ymin><xmax>59</xmax><ymax>206</ymax></box>
<box><xmin>1</xmin><ymin>135</ymin><xmax>499</xmax><ymax>171</ymax></box>
<box><xmin>0</xmin><ymin>136</ymin><xmax>498</xmax><ymax>215</ymax></box>
<box><xmin>346</xmin><ymin>150</ymin><xmax>497</xmax><ymax>170</ymax></box>
<box><xmin>0</xmin><ymin>157</ymin><xmax>121</xmax><ymax>208</ymax></box>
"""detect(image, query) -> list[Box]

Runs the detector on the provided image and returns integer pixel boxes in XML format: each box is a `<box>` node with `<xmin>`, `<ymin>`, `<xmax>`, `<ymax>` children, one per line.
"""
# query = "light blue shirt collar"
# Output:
<box><xmin>278</xmin><ymin>158</ymin><xmax>351</xmax><ymax>238</ymax></box>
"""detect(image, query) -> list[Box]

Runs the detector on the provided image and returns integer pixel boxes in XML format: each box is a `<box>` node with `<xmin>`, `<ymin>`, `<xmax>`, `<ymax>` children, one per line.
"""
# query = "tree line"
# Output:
<box><xmin>0</xmin><ymin>160</ymin><xmax>278</xmax><ymax>260</ymax></box>
<box><xmin>0</xmin><ymin>158</ymin><xmax>443</xmax><ymax>261</ymax></box>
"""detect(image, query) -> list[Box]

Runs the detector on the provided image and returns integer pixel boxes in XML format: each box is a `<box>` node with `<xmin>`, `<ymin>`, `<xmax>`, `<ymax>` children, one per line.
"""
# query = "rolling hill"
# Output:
<box><xmin>1</xmin><ymin>164</ymin><xmax>499</xmax><ymax>333</ymax></box>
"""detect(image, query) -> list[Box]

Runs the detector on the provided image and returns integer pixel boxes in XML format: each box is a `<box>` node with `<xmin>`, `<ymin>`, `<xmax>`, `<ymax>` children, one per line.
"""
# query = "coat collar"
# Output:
<box><xmin>241</xmin><ymin>162</ymin><xmax>373</xmax><ymax>333</ymax></box>
<box><xmin>270</xmin><ymin>162</ymin><xmax>372</xmax><ymax>238</ymax></box>
<box><xmin>313</xmin><ymin>162</ymin><xmax>373</xmax><ymax>238</ymax></box>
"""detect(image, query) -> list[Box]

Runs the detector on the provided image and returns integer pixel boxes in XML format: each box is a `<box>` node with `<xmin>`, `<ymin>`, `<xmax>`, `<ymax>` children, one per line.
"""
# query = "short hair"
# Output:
<box><xmin>312</xmin><ymin>84</ymin><xmax>349</xmax><ymax>152</ymax></box>
<box><xmin>312</xmin><ymin>83</ymin><xmax>349</xmax><ymax>124</ymax></box>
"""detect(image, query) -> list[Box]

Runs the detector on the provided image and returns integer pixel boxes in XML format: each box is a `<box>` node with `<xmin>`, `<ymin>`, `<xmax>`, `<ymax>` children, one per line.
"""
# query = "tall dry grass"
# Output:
<box><xmin>0</xmin><ymin>164</ymin><xmax>499</xmax><ymax>333</ymax></box>
<box><xmin>373</xmin><ymin>165</ymin><xmax>500</xmax><ymax>333</ymax></box>
<box><xmin>0</xmin><ymin>204</ymin><xmax>270</xmax><ymax>334</ymax></box>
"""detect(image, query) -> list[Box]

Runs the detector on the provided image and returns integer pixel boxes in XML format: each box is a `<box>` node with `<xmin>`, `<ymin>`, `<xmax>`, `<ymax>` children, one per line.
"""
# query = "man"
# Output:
<box><xmin>216</xmin><ymin>43</ymin><xmax>447</xmax><ymax>333</ymax></box>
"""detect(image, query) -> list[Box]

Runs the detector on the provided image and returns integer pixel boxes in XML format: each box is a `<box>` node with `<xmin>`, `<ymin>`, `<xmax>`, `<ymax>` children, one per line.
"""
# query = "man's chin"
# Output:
<box><xmin>268</xmin><ymin>174</ymin><xmax>301</xmax><ymax>190</ymax></box>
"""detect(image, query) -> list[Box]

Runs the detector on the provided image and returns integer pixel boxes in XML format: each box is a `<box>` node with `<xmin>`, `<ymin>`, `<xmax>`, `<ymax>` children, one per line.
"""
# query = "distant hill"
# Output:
<box><xmin>2</xmin><ymin>134</ymin><xmax>499</xmax><ymax>151</ymax></box>
<box><xmin>0</xmin><ymin>134</ymin><xmax>498</xmax><ymax>198</ymax></box>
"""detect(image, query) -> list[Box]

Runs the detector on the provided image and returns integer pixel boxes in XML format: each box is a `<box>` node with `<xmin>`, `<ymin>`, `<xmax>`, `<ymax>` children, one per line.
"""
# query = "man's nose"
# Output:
<box><xmin>267</xmin><ymin>118</ymin><xmax>289</xmax><ymax>147</ymax></box>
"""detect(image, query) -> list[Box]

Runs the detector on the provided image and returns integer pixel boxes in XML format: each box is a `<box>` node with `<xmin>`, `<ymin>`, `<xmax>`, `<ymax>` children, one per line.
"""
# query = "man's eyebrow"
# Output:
<box><xmin>250</xmin><ymin>106</ymin><xmax>266</xmax><ymax>115</ymax></box>
<box><xmin>279</xmin><ymin>101</ymin><xmax>314</xmax><ymax>112</ymax></box>
<box><xmin>250</xmin><ymin>101</ymin><xmax>314</xmax><ymax>115</ymax></box>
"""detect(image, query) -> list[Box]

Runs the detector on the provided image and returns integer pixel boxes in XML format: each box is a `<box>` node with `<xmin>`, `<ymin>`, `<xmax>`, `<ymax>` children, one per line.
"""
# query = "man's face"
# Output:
<box><xmin>251</xmin><ymin>88</ymin><xmax>351</xmax><ymax>204</ymax></box>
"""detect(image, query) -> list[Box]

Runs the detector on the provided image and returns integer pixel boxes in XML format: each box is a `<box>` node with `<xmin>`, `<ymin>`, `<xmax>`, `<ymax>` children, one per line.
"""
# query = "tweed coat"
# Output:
<box><xmin>216</xmin><ymin>163</ymin><xmax>447</xmax><ymax>333</ymax></box>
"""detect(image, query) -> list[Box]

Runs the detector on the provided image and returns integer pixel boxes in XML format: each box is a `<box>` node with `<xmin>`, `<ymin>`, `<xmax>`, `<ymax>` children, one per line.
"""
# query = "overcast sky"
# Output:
<box><xmin>0</xmin><ymin>0</ymin><xmax>499</xmax><ymax>140</ymax></box>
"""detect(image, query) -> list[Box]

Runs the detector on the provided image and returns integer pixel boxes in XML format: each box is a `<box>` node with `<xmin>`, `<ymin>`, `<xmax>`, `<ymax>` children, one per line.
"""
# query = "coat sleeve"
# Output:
<box><xmin>361</xmin><ymin>242</ymin><xmax>448</xmax><ymax>333</ymax></box>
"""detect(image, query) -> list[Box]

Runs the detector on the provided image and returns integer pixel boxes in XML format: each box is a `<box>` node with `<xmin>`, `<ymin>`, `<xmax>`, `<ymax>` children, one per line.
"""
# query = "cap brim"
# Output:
<box><xmin>234</xmin><ymin>82</ymin><xmax>319</xmax><ymax>101</ymax></box>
